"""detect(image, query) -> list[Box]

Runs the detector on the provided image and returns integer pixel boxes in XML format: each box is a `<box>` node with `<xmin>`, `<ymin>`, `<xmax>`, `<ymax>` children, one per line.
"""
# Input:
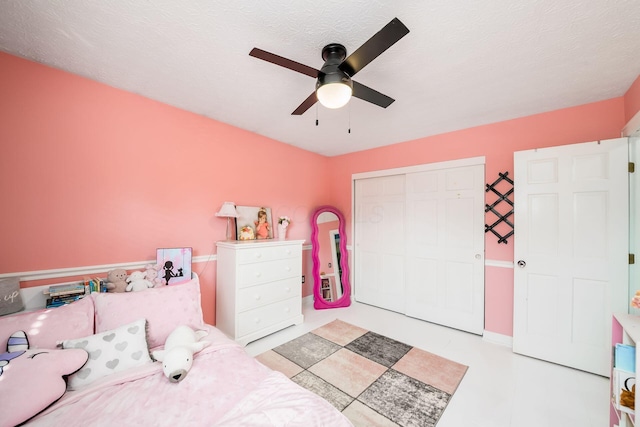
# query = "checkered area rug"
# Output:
<box><xmin>256</xmin><ymin>319</ymin><xmax>467</xmax><ymax>427</ymax></box>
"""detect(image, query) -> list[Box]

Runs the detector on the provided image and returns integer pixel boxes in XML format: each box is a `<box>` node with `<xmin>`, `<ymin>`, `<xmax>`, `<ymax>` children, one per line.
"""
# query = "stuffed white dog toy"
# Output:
<box><xmin>125</xmin><ymin>271</ymin><xmax>155</xmax><ymax>292</ymax></box>
<box><xmin>152</xmin><ymin>326</ymin><xmax>210</xmax><ymax>383</ymax></box>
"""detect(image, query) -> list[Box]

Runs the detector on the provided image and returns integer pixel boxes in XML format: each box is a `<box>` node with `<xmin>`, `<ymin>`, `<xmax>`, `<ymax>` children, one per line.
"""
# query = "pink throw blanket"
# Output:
<box><xmin>28</xmin><ymin>327</ymin><xmax>352</xmax><ymax>426</ymax></box>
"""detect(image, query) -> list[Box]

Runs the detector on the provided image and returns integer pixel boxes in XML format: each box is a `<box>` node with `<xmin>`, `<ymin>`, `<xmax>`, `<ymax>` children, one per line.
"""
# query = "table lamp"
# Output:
<box><xmin>216</xmin><ymin>202</ymin><xmax>239</xmax><ymax>240</ymax></box>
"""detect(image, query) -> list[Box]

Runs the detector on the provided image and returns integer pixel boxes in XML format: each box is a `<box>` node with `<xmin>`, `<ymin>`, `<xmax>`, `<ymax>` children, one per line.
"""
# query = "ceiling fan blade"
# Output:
<box><xmin>339</xmin><ymin>18</ymin><xmax>409</xmax><ymax>77</ymax></box>
<box><xmin>292</xmin><ymin>92</ymin><xmax>318</xmax><ymax>115</ymax></box>
<box><xmin>249</xmin><ymin>48</ymin><xmax>319</xmax><ymax>78</ymax></box>
<box><xmin>352</xmin><ymin>81</ymin><xmax>395</xmax><ymax>108</ymax></box>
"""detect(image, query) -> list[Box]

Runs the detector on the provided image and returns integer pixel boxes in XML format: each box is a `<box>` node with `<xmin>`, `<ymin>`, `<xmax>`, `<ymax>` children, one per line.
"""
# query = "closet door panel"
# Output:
<box><xmin>405</xmin><ymin>165</ymin><xmax>485</xmax><ymax>334</ymax></box>
<box><xmin>353</xmin><ymin>159</ymin><xmax>484</xmax><ymax>335</ymax></box>
<box><xmin>355</xmin><ymin>250</ymin><xmax>381</xmax><ymax>305</ymax></box>
<box><xmin>406</xmin><ymin>256</ymin><xmax>437</xmax><ymax>308</ymax></box>
<box><xmin>354</xmin><ymin>175</ymin><xmax>405</xmax><ymax>313</ymax></box>
<box><xmin>444</xmin><ymin>260</ymin><xmax>474</xmax><ymax>311</ymax></box>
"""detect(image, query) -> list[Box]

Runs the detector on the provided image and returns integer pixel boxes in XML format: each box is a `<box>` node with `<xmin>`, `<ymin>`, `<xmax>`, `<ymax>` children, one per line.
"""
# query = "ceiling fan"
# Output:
<box><xmin>249</xmin><ymin>18</ymin><xmax>410</xmax><ymax>115</ymax></box>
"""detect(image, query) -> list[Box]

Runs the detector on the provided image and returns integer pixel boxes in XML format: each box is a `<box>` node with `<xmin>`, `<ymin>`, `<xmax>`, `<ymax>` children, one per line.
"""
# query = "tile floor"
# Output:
<box><xmin>245</xmin><ymin>298</ymin><xmax>609</xmax><ymax>427</ymax></box>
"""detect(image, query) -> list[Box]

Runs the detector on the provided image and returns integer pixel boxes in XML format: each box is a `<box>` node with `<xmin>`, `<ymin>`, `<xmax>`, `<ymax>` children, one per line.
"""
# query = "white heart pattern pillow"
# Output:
<box><xmin>62</xmin><ymin>318</ymin><xmax>152</xmax><ymax>390</ymax></box>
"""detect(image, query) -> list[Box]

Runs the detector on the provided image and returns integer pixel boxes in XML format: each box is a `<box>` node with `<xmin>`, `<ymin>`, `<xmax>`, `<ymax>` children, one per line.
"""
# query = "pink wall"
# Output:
<box><xmin>2</xmin><ymin>49</ymin><xmax>636</xmax><ymax>336</ymax></box>
<box><xmin>624</xmin><ymin>74</ymin><xmax>640</xmax><ymax>123</ymax></box>
<box><xmin>327</xmin><ymin>97</ymin><xmax>626</xmax><ymax>336</ymax></box>
<box><xmin>0</xmin><ymin>52</ymin><xmax>330</xmax><ymax>324</ymax></box>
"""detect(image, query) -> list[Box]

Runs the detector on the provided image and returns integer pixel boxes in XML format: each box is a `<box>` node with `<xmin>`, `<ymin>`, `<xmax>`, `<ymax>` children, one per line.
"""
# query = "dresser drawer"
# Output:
<box><xmin>238</xmin><ymin>297</ymin><xmax>301</xmax><ymax>337</ymax></box>
<box><xmin>238</xmin><ymin>258</ymin><xmax>301</xmax><ymax>288</ymax></box>
<box><xmin>236</xmin><ymin>244</ymin><xmax>301</xmax><ymax>265</ymax></box>
<box><xmin>237</xmin><ymin>277</ymin><xmax>301</xmax><ymax>312</ymax></box>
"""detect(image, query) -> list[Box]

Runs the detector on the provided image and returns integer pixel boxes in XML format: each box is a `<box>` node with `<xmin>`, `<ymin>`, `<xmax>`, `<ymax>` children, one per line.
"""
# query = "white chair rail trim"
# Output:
<box><xmin>0</xmin><ymin>255</ymin><xmax>215</xmax><ymax>282</ymax></box>
<box><xmin>485</xmin><ymin>259</ymin><xmax>514</xmax><ymax>268</ymax></box>
<box><xmin>2</xmin><ymin>250</ymin><xmax>507</xmax><ymax>282</ymax></box>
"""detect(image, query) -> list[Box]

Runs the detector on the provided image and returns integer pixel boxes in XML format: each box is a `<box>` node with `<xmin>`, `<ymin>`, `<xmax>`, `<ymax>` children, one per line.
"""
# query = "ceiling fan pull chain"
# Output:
<box><xmin>316</xmin><ymin>104</ymin><xmax>319</xmax><ymax>126</ymax></box>
<box><xmin>348</xmin><ymin>102</ymin><xmax>351</xmax><ymax>134</ymax></box>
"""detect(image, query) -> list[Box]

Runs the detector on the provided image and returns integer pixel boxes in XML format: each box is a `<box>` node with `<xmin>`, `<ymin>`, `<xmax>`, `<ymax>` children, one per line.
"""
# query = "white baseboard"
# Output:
<box><xmin>483</xmin><ymin>330</ymin><xmax>513</xmax><ymax>347</ymax></box>
<box><xmin>302</xmin><ymin>295</ymin><xmax>314</xmax><ymax>306</ymax></box>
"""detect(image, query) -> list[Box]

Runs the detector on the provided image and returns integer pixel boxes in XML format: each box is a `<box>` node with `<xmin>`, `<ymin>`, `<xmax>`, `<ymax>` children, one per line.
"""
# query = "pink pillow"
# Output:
<box><xmin>93</xmin><ymin>278</ymin><xmax>204</xmax><ymax>348</ymax></box>
<box><xmin>0</xmin><ymin>296</ymin><xmax>94</xmax><ymax>350</ymax></box>
<box><xmin>0</xmin><ymin>331</ymin><xmax>88</xmax><ymax>426</ymax></box>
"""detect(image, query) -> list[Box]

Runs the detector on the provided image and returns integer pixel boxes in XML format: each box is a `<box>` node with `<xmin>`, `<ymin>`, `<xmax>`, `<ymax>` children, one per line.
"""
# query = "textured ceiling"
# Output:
<box><xmin>1</xmin><ymin>1</ymin><xmax>639</xmax><ymax>156</ymax></box>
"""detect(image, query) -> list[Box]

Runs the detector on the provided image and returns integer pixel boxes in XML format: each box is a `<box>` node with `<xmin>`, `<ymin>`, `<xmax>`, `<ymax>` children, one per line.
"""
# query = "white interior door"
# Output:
<box><xmin>513</xmin><ymin>138</ymin><xmax>629</xmax><ymax>376</ymax></box>
<box><xmin>354</xmin><ymin>174</ymin><xmax>406</xmax><ymax>313</ymax></box>
<box><xmin>405</xmin><ymin>165</ymin><xmax>485</xmax><ymax>334</ymax></box>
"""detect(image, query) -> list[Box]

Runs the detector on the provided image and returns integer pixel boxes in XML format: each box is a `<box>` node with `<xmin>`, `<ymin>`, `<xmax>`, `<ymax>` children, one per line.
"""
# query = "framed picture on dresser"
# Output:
<box><xmin>235</xmin><ymin>206</ymin><xmax>273</xmax><ymax>240</ymax></box>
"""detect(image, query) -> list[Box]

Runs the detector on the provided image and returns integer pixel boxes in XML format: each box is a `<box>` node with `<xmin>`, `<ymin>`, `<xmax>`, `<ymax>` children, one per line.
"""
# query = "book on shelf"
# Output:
<box><xmin>83</xmin><ymin>277</ymin><xmax>106</xmax><ymax>294</ymax></box>
<box><xmin>616</xmin><ymin>343</ymin><xmax>636</xmax><ymax>372</ymax></box>
<box><xmin>46</xmin><ymin>283</ymin><xmax>86</xmax><ymax>297</ymax></box>
<box><xmin>46</xmin><ymin>293</ymin><xmax>84</xmax><ymax>308</ymax></box>
<box><xmin>43</xmin><ymin>278</ymin><xmax>107</xmax><ymax>308</ymax></box>
<box><xmin>614</xmin><ymin>368</ymin><xmax>636</xmax><ymax>415</ymax></box>
<box><xmin>613</xmin><ymin>343</ymin><xmax>636</xmax><ymax>415</ymax></box>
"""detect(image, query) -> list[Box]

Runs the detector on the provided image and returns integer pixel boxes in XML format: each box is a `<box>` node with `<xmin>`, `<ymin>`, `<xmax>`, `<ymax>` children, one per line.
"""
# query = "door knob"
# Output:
<box><xmin>517</xmin><ymin>260</ymin><xmax>526</xmax><ymax>268</ymax></box>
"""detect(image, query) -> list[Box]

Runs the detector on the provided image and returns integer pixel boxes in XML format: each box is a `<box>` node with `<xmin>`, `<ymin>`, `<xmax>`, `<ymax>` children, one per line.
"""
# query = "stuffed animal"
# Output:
<box><xmin>125</xmin><ymin>271</ymin><xmax>154</xmax><ymax>292</ymax></box>
<box><xmin>632</xmin><ymin>290</ymin><xmax>640</xmax><ymax>309</ymax></box>
<box><xmin>621</xmin><ymin>382</ymin><xmax>636</xmax><ymax>410</ymax></box>
<box><xmin>239</xmin><ymin>225</ymin><xmax>255</xmax><ymax>240</ymax></box>
<box><xmin>152</xmin><ymin>326</ymin><xmax>209</xmax><ymax>383</ymax></box>
<box><xmin>105</xmin><ymin>268</ymin><xmax>128</xmax><ymax>293</ymax></box>
<box><xmin>0</xmin><ymin>331</ymin><xmax>88</xmax><ymax>426</ymax></box>
<box><xmin>144</xmin><ymin>263</ymin><xmax>165</xmax><ymax>287</ymax></box>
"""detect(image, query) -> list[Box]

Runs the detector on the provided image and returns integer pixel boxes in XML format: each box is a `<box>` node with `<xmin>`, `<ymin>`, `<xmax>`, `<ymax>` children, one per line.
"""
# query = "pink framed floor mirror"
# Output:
<box><xmin>310</xmin><ymin>205</ymin><xmax>351</xmax><ymax>309</ymax></box>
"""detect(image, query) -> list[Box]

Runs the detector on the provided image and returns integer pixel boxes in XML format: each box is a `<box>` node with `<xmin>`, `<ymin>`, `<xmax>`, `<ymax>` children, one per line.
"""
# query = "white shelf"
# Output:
<box><xmin>612</xmin><ymin>314</ymin><xmax>639</xmax><ymax>427</ymax></box>
<box><xmin>617</xmin><ymin>314</ymin><xmax>640</xmax><ymax>343</ymax></box>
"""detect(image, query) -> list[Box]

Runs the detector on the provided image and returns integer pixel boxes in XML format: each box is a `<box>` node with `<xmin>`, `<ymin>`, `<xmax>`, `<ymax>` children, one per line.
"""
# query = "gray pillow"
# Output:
<box><xmin>0</xmin><ymin>277</ymin><xmax>24</xmax><ymax>316</ymax></box>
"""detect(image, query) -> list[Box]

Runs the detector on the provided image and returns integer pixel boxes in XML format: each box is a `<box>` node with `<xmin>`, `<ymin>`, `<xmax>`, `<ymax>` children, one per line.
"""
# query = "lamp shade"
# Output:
<box><xmin>316</xmin><ymin>83</ymin><xmax>352</xmax><ymax>109</ymax></box>
<box><xmin>216</xmin><ymin>202</ymin><xmax>238</xmax><ymax>218</ymax></box>
<box><xmin>316</xmin><ymin>67</ymin><xmax>353</xmax><ymax>109</ymax></box>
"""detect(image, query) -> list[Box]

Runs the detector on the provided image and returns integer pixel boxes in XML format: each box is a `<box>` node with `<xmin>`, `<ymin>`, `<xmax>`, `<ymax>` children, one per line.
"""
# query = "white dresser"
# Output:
<box><xmin>215</xmin><ymin>239</ymin><xmax>304</xmax><ymax>345</ymax></box>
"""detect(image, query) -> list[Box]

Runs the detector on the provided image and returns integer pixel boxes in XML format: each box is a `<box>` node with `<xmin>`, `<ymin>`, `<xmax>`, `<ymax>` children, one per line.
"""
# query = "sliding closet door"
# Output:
<box><xmin>354</xmin><ymin>174</ymin><xmax>406</xmax><ymax>313</ymax></box>
<box><xmin>354</xmin><ymin>158</ymin><xmax>485</xmax><ymax>334</ymax></box>
<box><xmin>404</xmin><ymin>165</ymin><xmax>485</xmax><ymax>334</ymax></box>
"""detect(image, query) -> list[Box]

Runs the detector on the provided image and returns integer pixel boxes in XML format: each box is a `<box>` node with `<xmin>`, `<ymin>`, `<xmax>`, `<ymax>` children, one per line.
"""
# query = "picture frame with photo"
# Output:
<box><xmin>235</xmin><ymin>206</ymin><xmax>273</xmax><ymax>240</ymax></box>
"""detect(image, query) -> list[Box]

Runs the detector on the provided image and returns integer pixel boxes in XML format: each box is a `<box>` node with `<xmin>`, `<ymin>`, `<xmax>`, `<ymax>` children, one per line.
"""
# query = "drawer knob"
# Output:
<box><xmin>285</xmin><ymin>267</ymin><xmax>291</xmax><ymax>271</ymax></box>
<box><xmin>285</xmin><ymin>287</ymin><xmax>291</xmax><ymax>292</ymax></box>
<box><xmin>284</xmin><ymin>308</ymin><xmax>290</xmax><ymax>313</ymax></box>
<box><xmin>254</xmin><ymin>318</ymin><xmax>261</xmax><ymax>324</ymax></box>
<box><xmin>254</xmin><ymin>294</ymin><xmax>261</xmax><ymax>300</ymax></box>
<box><xmin>255</xmin><ymin>272</ymin><xmax>262</xmax><ymax>277</ymax></box>
<box><xmin>255</xmin><ymin>253</ymin><xmax>262</xmax><ymax>259</ymax></box>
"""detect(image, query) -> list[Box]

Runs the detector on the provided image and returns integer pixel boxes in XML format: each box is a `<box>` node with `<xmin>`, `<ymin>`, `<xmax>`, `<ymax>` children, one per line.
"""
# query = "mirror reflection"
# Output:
<box><xmin>316</xmin><ymin>212</ymin><xmax>343</xmax><ymax>302</ymax></box>
<box><xmin>311</xmin><ymin>205</ymin><xmax>351</xmax><ymax>309</ymax></box>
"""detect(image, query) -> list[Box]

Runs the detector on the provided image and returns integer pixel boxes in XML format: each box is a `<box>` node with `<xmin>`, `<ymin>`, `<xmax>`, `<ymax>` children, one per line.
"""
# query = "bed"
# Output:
<box><xmin>0</xmin><ymin>278</ymin><xmax>352</xmax><ymax>426</ymax></box>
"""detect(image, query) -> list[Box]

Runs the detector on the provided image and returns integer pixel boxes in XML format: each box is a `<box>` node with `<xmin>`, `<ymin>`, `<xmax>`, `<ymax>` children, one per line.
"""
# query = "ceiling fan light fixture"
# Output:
<box><xmin>316</xmin><ymin>65</ymin><xmax>353</xmax><ymax>109</ymax></box>
<box><xmin>316</xmin><ymin>82</ymin><xmax>352</xmax><ymax>109</ymax></box>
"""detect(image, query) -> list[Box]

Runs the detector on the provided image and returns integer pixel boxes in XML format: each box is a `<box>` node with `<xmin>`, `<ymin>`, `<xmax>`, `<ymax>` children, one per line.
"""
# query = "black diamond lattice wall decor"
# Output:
<box><xmin>485</xmin><ymin>171</ymin><xmax>514</xmax><ymax>244</ymax></box>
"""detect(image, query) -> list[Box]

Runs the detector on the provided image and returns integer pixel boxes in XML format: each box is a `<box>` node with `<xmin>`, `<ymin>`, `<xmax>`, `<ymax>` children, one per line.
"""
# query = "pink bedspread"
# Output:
<box><xmin>28</xmin><ymin>326</ymin><xmax>352</xmax><ymax>426</ymax></box>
